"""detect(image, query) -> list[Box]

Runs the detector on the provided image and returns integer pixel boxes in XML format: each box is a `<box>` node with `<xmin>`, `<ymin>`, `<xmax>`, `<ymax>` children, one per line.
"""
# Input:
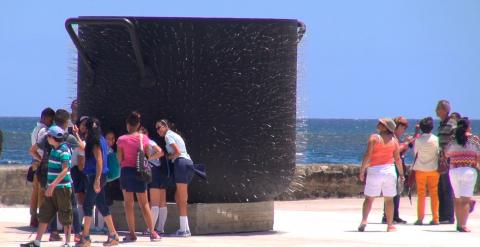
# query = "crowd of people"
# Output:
<box><xmin>358</xmin><ymin>100</ymin><xmax>480</xmax><ymax>232</ymax></box>
<box><xmin>17</xmin><ymin>98</ymin><xmax>479</xmax><ymax>246</ymax></box>
<box><xmin>21</xmin><ymin>100</ymin><xmax>195</xmax><ymax>247</ymax></box>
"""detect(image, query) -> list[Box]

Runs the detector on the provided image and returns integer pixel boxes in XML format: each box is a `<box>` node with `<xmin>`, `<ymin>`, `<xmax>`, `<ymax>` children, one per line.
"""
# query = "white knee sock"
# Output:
<box><xmin>157</xmin><ymin>207</ymin><xmax>167</xmax><ymax>232</ymax></box>
<box><xmin>179</xmin><ymin>216</ymin><xmax>188</xmax><ymax>232</ymax></box>
<box><xmin>179</xmin><ymin>216</ymin><xmax>187</xmax><ymax>232</ymax></box>
<box><xmin>151</xmin><ymin>206</ymin><xmax>159</xmax><ymax>230</ymax></box>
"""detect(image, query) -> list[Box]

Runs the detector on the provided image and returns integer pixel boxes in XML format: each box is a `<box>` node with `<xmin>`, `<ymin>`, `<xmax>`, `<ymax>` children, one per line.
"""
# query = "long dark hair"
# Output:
<box><xmin>85</xmin><ymin>117</ymin><xmax>102</xmax><ymax>159</ymax></box>
<box><xmin>455</xmin><ymin>117</ymin><xmax>470</xmax><ymax>146</ymax></box>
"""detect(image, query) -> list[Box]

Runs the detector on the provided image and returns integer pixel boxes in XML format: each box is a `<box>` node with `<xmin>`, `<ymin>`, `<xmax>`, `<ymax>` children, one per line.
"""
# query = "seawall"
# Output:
<box><xmin>1</xmin><ymin>164</ymin><xmax>479</xmax><ymax>205</ymax></box>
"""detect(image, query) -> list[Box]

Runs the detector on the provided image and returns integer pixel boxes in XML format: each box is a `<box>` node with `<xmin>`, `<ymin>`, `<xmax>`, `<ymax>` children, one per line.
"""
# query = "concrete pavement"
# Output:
<box><xmin>1</xmin><ymin>196</ymin><xmax>479</xmax><ymax>247</ymax></box>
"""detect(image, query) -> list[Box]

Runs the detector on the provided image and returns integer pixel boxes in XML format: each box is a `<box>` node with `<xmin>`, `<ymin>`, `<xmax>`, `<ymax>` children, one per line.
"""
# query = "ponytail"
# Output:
<box><xmin>455</xmin><ymin>117</ymin><xmax>470</xmax><ymax>146</ymax></box>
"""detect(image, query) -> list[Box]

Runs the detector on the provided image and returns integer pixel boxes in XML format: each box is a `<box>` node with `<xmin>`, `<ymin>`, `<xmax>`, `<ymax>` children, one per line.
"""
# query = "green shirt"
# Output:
<box><xmin>47</xmin><ymin>143</ymin><xmax>72</xmax><ymax>188</ymax></box>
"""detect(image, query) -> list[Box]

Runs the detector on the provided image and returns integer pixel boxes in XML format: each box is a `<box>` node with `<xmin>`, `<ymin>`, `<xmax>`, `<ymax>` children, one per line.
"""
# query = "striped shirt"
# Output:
<box><xmin>47</xmin><ymin>143</ymin><xmax>72</xmax><ymax>188</ymax></box>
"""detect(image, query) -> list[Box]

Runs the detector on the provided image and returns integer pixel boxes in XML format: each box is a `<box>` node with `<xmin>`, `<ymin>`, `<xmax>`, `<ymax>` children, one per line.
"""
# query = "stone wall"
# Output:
<box><xmin>1</xmin><ymin>164</ymin><xmax>479</xmax><ymax>205</ymax></box>
<box><xmin>0</xmin><ymin>165</ymin><xmax>32</xmax><ymax>205</ymax></box>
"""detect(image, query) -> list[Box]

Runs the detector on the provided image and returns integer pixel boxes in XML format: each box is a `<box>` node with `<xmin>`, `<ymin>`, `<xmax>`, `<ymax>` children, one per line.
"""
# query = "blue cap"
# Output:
<box><xmin>47</xmin><ymin>126</ymin><xmax>65</xmax><ymax>139</ymax></box>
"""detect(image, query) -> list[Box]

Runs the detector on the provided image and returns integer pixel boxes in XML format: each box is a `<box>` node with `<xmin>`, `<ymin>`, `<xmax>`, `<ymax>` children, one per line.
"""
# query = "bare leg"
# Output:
<box><xmin>35</xmin><ymin>222</ymin><xmax>49</xmax><ymax>241</ymax></box>
<box><xmin>384</xmin><ymin>197</ymin><xmax>394</xmax><ymax>228</ymax></box>
<box><xmin>176</xmin><ymin>184</ymin><xmax>189</xmax><ymax>216</ymax></box>
<box><xmin>136</xmin><ymin>192</ymin><xmax>155</xmax><ymax>232</ymax></box>
<box><xmin>63</xmin><ymin>225</ymin><xmax>71</xmax><ymax>244</ymax></box>
<box><xmin>361</xmin><ymin>196</ymin><xmax>374</xmax><ymax>224</ymax></box>
<box><xmin>122</xmin><ymin>190</ymin><xmax>136</xmax><ymax>235</ymax></box>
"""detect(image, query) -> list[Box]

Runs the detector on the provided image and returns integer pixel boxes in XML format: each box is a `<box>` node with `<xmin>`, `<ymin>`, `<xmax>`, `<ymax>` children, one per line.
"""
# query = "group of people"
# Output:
<box><xmin>358</xmin><ymin>100</ymin><xmax>479</xmax><ymax>232</ymax></box>
<box><xmin>22</xmin><ymin>100</ymin><xmax>195</xmax><ymax>247</ymax></box>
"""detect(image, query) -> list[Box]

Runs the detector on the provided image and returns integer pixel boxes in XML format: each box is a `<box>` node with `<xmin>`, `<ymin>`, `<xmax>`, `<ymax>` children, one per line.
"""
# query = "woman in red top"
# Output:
<box><xmin>358</xmin><ymin>118</ymin><xmax>405</xmax><ymax>232</ymax></box>
<box><xmin>117</xmin><ymin>112</ymin><xmax>160</xmax><ymax>242</ymax></box>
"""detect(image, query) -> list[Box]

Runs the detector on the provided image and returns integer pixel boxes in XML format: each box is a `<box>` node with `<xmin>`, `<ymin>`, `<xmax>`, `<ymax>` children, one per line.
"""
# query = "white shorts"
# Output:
<box><xmin>449</xmin><ymin>167</ymin><xmax>478</xmax><ymax>198</ymax></box>
<box><xmin>364</xmin><ymin>164</ymin><xmax>397</xmax><ymax>197</ymax></box>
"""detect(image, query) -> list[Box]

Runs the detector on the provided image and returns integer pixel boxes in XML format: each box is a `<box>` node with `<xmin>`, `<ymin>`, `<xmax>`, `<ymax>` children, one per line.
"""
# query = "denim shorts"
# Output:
<box><xmin>120</xmin><ymin>167</ymin><xmax>147</xmax><ymax>193</ymax></box>
<box><xmin>174</xmin><ymin>157</ymin><xmax>194</xmax><ymax>184</ymax></box>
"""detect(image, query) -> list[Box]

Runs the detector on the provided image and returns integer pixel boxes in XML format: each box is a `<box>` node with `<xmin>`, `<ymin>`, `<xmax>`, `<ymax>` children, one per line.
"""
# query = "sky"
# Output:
<box><xmin>0</xmin><ymin>0</ymin><xmax>479</xmax><ymax>119</ymax></box>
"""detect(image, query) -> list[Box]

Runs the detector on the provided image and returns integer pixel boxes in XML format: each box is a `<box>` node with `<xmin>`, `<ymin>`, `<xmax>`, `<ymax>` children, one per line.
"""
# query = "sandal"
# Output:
<box><xmin>103</xmin><ymin>234</ymin><xmax>120</xmax><ymax>246</ymax></box>
<box><xmin>122</xmin><ymin>233</ymin><xmax>137</xmax><ymax>242</ymax></box>
<box><xmin>358</xmin><ymin>224</ymin><xmax>366</xmax><ymax>232</ymax></box>
<box><xmin>74</xmin><ymin>236</ymin><xmax>91</xmax><ymax>247</ymax></box>
<box><xmin>457</xmin><ymin>226</ymin><xmax>471</xmax><ymax>232</ymax></box>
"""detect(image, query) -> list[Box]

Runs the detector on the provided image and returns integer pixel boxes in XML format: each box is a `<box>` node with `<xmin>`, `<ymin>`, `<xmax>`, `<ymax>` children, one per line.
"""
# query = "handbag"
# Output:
<box><xmin>26</xmin><ymin>165</ymin><xmax>35</xmax><ymax>182</ymax></box>
<box><xmin>136</xmin><ymin>134</ymin><xmax>152</xmax><ymax>183</ymax></box>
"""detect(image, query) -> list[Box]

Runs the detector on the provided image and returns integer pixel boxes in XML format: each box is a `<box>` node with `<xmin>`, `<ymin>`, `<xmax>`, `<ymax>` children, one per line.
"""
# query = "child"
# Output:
<box><xmin>21</xmin><ymin>126</ymin><xmax>74</xmax><ymax>247</ymax></box>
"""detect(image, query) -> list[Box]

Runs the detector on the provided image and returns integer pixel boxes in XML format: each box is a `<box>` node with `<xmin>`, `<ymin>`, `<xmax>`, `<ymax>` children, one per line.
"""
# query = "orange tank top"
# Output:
<box><xmin>370</xmin><ymin>134</ymin><xmax>397</xmax><ymax>166</ymax></box>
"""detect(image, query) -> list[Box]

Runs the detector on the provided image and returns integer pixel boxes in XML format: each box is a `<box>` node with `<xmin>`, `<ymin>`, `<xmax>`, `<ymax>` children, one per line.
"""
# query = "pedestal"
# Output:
<box><xmin>110</xmin><ymin>200</ymin><xmax>274</xmax><ymax>235</ymax></box>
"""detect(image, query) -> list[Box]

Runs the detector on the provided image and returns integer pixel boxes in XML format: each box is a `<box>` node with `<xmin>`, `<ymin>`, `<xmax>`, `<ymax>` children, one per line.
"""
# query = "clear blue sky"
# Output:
<box><xmin>1</xmin><ymin>0</ymin><xmax>479</xmax><ymax>119</ymax></box>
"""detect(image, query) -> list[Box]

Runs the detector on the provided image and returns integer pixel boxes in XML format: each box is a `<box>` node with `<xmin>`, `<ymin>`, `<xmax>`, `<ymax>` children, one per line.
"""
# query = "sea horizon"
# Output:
<box><xmin>1</xmin><ymin>117</ymin><xmax>479</xmax><ymax>165</ymax></box>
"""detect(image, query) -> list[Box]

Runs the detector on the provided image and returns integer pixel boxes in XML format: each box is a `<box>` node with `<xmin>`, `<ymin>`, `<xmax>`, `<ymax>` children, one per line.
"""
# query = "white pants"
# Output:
<box><xmin>449</xmin><ymin>167</ymin><xmax>478</xmax><ymax>198</ymax></box>
<box><xmin>364</xmin><ymin>164</ymin><xmax>397</xmax><ymax>197</ymax></box>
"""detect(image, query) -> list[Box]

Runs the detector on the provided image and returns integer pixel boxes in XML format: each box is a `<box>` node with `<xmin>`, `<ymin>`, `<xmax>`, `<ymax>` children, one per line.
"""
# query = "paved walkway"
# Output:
<box><xmin>1</xmin><ymin>196</ymin><xmax>479</xmax><ymax>246</ymax></box>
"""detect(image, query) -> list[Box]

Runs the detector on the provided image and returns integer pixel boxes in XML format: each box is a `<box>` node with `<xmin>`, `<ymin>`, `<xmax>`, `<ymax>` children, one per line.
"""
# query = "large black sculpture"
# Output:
<box><xmin>66</xmin><ymin>16</ymin><xmax>305</xmax><ymax>203</ymax></box>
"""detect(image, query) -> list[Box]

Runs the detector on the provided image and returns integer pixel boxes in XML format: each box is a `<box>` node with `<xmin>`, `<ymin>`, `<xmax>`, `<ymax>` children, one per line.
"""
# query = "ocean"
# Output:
<box><xmin>1</xmin><ymin>117</ymin><xmax>478</xmax><ymax>165</ymax></box>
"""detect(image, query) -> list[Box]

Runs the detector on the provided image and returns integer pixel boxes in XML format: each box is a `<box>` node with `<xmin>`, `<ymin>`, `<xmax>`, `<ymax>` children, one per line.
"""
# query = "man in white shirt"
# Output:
<box><xmin>29</xmin><ymin>108</ymin><xmax>55</xmax><ymax>227</ymax></box>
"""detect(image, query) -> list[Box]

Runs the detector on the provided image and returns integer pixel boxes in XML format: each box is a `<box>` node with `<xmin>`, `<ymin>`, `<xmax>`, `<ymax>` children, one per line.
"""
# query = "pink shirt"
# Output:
<box><xmin>117</xmin><ymin>133</ymin><xmax>150</xmax><ymax>168</ymax></box>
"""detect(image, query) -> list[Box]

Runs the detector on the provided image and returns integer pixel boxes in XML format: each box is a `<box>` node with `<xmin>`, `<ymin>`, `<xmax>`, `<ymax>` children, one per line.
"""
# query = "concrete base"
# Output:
<box><xmin>110</xmin><ymin>200</ymin><xmax>274</xmax><ymax>235</ymax></box>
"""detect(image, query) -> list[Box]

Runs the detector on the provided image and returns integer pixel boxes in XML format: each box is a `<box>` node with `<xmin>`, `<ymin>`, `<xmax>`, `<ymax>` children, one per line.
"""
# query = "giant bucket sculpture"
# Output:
<box><xmin>66</xmin><ymin>16</ymin><xmax>305</xmax><ymax>233</ymax></box>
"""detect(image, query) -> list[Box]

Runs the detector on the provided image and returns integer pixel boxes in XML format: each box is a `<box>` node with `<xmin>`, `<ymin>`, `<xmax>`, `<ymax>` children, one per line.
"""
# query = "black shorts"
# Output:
<box><xmin>120</xmin><ymin>167</ymin><xmax>147</xmax><ymax>193</ymax></box>
<box><xmin>174</xmin><ymin>158</ymin><xmax>194</xmax><ymax>184</ymax></box>
<box><xmin>70</xmin><ymin>166</ymin><xmax>87</xmax><ymax>193</ymax></box>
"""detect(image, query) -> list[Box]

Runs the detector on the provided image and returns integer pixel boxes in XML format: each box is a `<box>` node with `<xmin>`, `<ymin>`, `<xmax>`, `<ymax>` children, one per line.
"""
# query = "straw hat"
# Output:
<box><xmin>378</xmin><ymin>118</ymin><xmax>396</xmax><ymax>133</ymax></box>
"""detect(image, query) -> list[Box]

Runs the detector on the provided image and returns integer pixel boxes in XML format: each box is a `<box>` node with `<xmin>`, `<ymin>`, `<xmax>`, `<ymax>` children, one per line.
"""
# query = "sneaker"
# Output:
<box><xmin>103</xmin><ymin>234</ymin><xmax>120</xmax><ymax>246</ymax></box>
<box><xmin>122</xmin><ymin>233</ymin><xmax>137</xmax><ymax>243</ymax></box>
<box><xmin>49</xmin><ymin>231</ymin><xmax>63</xmax><ymax>241</ymax></box>
<box><xmin>469</xmin><ymin>200</ymin><xmax>476</xmax><ymax>213</ymax></box>
<box><xmin>62</xmin><ymin>244</ymin><xmax>72</xmax><ymax>247</ymax></box>
<box><xmin>387</xmin><ymin>225</ymin><xmax>397</xmax><ymax>232</ymax></box>
<box><xmin>174</xmin><ymin>229</ymin><xmax>191</xmax><ymax>237</ymax></box>
<box><xmin>414</xmin><ymin>220</ymin><xmax>423</xmax><ymax>225</ymax></box>
<box><xmin>20</xmin><ymin>241</ymin><xmax>40</xmax><ymax>247</ymax></box>
<box><xmin>29</xmin><ymin>216</ymin><xmax>39</xmax><ymax>228</ymax></box>
<box><xmin>150</xmin><ymin>231</ymin><xmax>161</xmax><ymax>241</ymax></box>
<box><xmin>429</xmin><ymin>220</ymin><xmax>439</xmax><ymax>225</ymax></box>
<box><xmin>75</xmin><ymin>236</ymin><xmax>91</xmax><ymax>247</ymax></box>
<box><xmin>393</xmin><ymin>218</ymin><xmax>407</xmax><ymax>224</ymax></box>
